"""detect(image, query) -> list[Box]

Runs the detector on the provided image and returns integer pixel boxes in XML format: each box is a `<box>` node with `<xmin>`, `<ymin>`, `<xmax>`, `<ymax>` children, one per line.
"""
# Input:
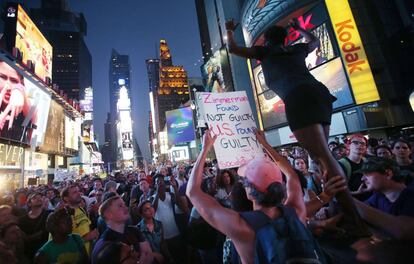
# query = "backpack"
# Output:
<box><xmin>240</xmin><ymin>206</ymin><xmax>326</xmax><ymax>264</ymax></box>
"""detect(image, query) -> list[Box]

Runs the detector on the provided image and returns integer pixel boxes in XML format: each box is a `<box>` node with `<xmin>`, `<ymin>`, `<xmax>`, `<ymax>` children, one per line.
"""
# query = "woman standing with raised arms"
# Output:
<box><xmin>225</xmin><ymin>18</ymin><xmax>368</xmax><ymax>236</ymax></box>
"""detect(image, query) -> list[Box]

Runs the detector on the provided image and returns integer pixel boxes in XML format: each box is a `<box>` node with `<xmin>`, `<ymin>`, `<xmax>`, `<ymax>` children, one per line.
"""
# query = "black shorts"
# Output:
<box><xmin>284</xmin><ymin>83</ymin><xmax>337</xmax><ymax>131</ymax></box>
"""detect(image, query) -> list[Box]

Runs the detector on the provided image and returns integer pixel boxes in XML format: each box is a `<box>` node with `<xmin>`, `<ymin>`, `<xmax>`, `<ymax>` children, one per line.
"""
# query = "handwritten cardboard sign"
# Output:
<box><xmin>197</xmin><ymin>91</ymin><xmax>264</xmax><ymax>169</ymax></box>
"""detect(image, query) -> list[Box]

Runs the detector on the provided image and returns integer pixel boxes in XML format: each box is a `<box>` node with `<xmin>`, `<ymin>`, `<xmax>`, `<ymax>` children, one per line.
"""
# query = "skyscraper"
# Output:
<box><xmin>31</xmin><ymin>0</ymin><xmax>92</xmax><ymax>100</ymax></box>
<box><xmin>156</xmin><ymin>40</ymin><xmax>190</xmax><ymax>132</ymax></box>
<box><xmin>109</xmin><ymin>49</ymin><xmax>131</xmax><ymax>121</ymax></box>
<box><xmin>109</xmin><ymin>49</ymin><xmax>136</xmax><ymax>167</ymax></box>
<box><xmin>147</xmin><ymin>40</ymin><xmax>190</xmax><ymax>160</ymax></box>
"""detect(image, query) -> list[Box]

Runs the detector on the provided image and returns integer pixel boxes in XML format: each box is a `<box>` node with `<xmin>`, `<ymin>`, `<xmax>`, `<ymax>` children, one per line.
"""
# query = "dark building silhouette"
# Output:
<box><xmin>31</xmin><ymin>0</ymin><xmax>92</xmax><ymax>101</ymax></box>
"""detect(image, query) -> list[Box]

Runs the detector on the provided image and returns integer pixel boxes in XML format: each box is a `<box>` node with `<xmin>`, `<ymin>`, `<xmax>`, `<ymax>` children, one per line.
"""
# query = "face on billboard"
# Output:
<box><xmin>15</xmin><ymin>5</ymin><xmax>53</xmax><ymax>82</ymax></box>
<box><xmin>0</xmin><ymin>61</ymin><xmax>51</xmax><ymax>145</ymax></box>
<box><xmin>202</xmin><ymin>51</ymin><xmax>226</xmax><ymax>93</ymax></box>
<box><xmin>166</xmin><ymin>107</ymin><xmax>195</xmax><ymax>145</ymax></box>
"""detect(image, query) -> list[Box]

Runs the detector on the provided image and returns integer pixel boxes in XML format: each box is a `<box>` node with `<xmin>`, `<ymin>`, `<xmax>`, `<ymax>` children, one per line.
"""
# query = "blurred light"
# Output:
<box><xmin>118</xmin><ymin>79</ymin><xmax>125</xmax><ymax>85</ymax></box>
<box><xmin>410</xmin><ymin>91</ymin><xmax>414</xmax><ymax>112</ymax></box>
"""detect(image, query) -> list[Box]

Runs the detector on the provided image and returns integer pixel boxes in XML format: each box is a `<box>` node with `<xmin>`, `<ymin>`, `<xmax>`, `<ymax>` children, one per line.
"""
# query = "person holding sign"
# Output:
<box><xmin>187</xmin><ymin>129</ymin><xmax>326</xmax><ymax>264</ymax></box>
<box><xmin>225</xmin><ymin>18</ymin><xmax>368</xmax><ymax>236</ymax></box>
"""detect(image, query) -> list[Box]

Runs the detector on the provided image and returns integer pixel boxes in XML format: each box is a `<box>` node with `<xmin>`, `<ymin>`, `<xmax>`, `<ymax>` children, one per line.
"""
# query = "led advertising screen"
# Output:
<box><xmin>292</xmin><ymin>23</ymin><xmax>336</xmax><ymax>70</ymax></box>
<box><xmin>0</xmin><ymin>60</ymin><xmax>51</xmax><ymax>145</ymax></box>
<box><xmin>255</xmin><ymin>57</ymin><xmax>353</xmax><ymax>129</ymax></box>
<box><xmin>4</xmin><ymin>4</ymin><xmax>53</xmax><ymax>82</ymax></box>
<box><xmin>38</xmin><ymin>100</ymin><xmax>65</xmax><ymax>154</ymax></box>
<box><xmin>166</xmin><ymin>107</ymin><xmax>195</xmax><ymax>145</ymax></box>
<box><xmin>65</xmin><ymin>116</ymin><xmax>80</xmax><ymax>150</ymax></box>
<box><xmin>201</xmin><ymin>49</ymin><xmax>233</xmax><ymax>93</ymax></box>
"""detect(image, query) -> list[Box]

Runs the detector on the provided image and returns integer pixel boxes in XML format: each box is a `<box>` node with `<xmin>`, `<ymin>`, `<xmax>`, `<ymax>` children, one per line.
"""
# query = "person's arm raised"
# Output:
<box><xmin>254</xmin><ymin>128</ymin><xmax>306</xmax><ymax>222</ymax></box>
<box><xmin>289</xmin><ymin>18</ymin><xmax>320</xmax><ymax>52</ymax></box>
<box><xmin>226</xmin><ymin>19</ymin><xmax>260</xmax><ymax>59</ymax></box>
<box><xmin>186</xmin><ymin>129</ymin><xmax>254</xmax><ymax>241</ymax></box>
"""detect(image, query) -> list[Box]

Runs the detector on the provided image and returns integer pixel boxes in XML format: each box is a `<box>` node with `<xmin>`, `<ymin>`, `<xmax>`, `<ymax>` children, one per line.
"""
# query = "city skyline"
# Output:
<box><xmin>68</xmin><ymin>0</ymin><xmax>203</xmax><ymax>160</ymax></box>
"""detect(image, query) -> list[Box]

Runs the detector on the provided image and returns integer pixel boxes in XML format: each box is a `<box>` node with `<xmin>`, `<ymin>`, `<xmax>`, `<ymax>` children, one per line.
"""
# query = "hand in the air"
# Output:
<box><xmin>225</xmin><ymin>19</ymin><xmax>239</xmax><ymax>32</ymax></box>
<box><xmin>0</xmin><ymin>83</ymin><xmax>25</xmax><ymax>130</ymax></box>
<box><xmin>253</xmin><ymin>128</ymin><xmax>268</xmax><ymax>146</ymax></box>
<box><xmin>288</xmin><ymin>18</ymin><xmax>302</xmax><ymax>30</ymax></box>
<box><xmin>202</xmin><ymin>128</ymin><xmax>217</xmax><ymax>151</ymax></box>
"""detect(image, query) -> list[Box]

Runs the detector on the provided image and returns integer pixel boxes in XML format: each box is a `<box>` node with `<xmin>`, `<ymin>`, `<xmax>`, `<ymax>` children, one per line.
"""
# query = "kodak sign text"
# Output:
<box><xmin>325</xmin><ymin>0</ymin><xmax>380</xmax><ymax>104</ymax></box>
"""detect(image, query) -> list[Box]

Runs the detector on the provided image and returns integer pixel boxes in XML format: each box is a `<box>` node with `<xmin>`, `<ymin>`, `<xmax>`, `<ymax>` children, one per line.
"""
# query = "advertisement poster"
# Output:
<box><xmin>326</xmin><ymin>0</ymin><xmax>380</xmax><ymax>104</ymax></box>
<box><xmin>39</xmin><ymin>101</ymin><xmax>65</xmax><ymax>154</ymax></box>
<box><xmin>65</xmin><ymin>116</ymin><xmax>80</xmax><ymax>151</ymax></box>
<box><xmin>166</xmin><ymin>107</ymin><xmax>195</xmax><ymax>145</ymax></box>
<box><xmin>15</xmin><ymin>4</ymin><xmax>53</xmax><ymax>82</ymax></box>
<box><xmin>293</xmin><ymin>23</ymin><xmax>336</xmax><ymax>70</ymax></box>
<box><xmin>199</xmin><ymin>91</ymin><xmax>264</xmax><ymax>169</ymax></box>
<box><xmin>202</xmin><ymin>50</ymin><xmax>225</xmax><ymax>93</ymax></box>
<box><xmin>0</xmin><ymin>61</ymin><xmax>51</xmax><ymax>145</ymax></box>
<box><xmin>255</xmin><ymin>57</ymin><xmax>353</xmax><ymax>129</ymax></box>
<box><xmin>169</xmin><ymin>145</ymin><xmax>190</xmax><ymax>162</ymax></box>
<box><xmin>278</xmin><ymin>112</ymin><xmax>348</xmax><ymax>145</ymax></box>
<box><xmin>202</xmin><ymin>49</ymin><xmax>234</xmax><ymax>93</ymax></box>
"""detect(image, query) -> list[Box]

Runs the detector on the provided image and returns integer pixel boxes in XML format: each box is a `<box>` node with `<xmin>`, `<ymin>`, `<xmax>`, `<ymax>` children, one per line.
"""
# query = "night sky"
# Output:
<box><xmin>24</xmin><ymin>0</ymin><xmax>203</xmax><ymax>160</ymax></box>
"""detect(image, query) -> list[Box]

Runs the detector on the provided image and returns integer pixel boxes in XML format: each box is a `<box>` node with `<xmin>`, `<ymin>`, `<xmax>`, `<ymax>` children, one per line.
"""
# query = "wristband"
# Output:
<box><xmin>315</xmin><ymin>195</ymin><xmax>326</xmax><ymax>205</ymax></box>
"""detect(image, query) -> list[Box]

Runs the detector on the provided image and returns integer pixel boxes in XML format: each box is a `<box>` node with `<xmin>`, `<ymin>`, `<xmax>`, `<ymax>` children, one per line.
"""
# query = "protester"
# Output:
<box><xmin>375</xmin><ymin>145</ymin><xmax>393</xmax><ymax>159</ymax></box>
<box><xmin>339</xmin><ymin>134</ymin><xmax>370</xmax><ymax>199</ymax></box>
<box><xmin>188</xmin><ymin>177</ymin><xmax>220</xmax><ymax>264</ymax></box>
<box><xmin>215</xmin><ymin>170</ymin><xmax>236</xmax><ymax>208</ymax></box>
<box><xmin>18</xmin><ymin>192</ymin><xmax>51</xmax><ymax>259</ymax></box>
<box><xmin>293</xmin><ymin>157</ymin><xmax>322</xmax><ymax>200</ymax></box>
<box><xmin>225</xmin><ymin>17</ymin><xmax>367</xmax><ymax>235</ymax></box>
<box><xmin>187</xmin><ymin>129</ymin><xmax>325</xmax><ymax>263</ymax></box>
<box><xmin>92</xmin><ymin>196</ymin><xmax>153</xmax><ymax>264</ymax></box>
<box><xmin>138</xmin><ymin>200</ymin><xmax>174</xmax><ymax>263</ymax></box>
<box><xmin>332</xmin><ymin>144</ymin><xmax>348</xmax><ymax>161</ymax></box>
<box><xmin>152</xmin><ymin>174</ymin><xmax>186</xmax><ymax>263</ymax></box>
<box><xmin>34</xmin><ymin>207</ymin><xmax>88</xmax><ymax>264</ymax></box>
<box><xmin>0</xmin><ymin>222</ymin><xmax>27</xmax><ymax>263</ymax></box>
<box><xmin>61</xmin><ymin>185</ymin><xmax>99</xmax><ymax>255</ymax></box>
<box><xmin>392</xmin><ymin>139</ymin><xmax>414</xmax><ymax>185</ymax></box>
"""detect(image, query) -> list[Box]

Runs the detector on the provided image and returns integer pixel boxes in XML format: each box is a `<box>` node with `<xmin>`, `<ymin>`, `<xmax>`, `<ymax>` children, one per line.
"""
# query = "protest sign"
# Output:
<box><xmin>198</xmin><ymin>91</ymin><xmax>264</xmax><ymax>169</ymax></box>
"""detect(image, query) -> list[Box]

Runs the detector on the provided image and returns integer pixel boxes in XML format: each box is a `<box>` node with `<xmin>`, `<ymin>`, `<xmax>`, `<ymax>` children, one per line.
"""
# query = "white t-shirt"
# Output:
<box><xmin>154</xmin><ymin>192</ymin><xmax>180</xmax><ymax>239</ymax></box>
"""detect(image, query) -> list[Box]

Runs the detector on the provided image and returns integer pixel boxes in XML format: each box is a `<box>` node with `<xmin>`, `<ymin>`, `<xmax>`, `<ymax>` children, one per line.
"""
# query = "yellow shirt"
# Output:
<box><xmin>72</xmin><ymin>207</ymin><xmax>92</xmax><ymax>255</ymax></box>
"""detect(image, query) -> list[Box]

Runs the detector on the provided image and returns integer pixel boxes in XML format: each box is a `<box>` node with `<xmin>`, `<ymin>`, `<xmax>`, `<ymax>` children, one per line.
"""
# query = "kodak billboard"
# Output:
<box><xmin>325</xmin><ymin>0</ymin><xmax>380</xmax><ymax>104</ymax></box>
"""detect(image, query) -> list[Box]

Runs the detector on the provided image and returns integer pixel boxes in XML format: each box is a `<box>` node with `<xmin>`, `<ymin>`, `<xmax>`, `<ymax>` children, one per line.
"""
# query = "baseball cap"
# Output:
<box><xmin>237</xmin><ymin>157</ymin><xmax>283</xmax><ymax>193</ymax></box>
<box><xmin>357</xmin><ymin>157</ymin><xmax>400</xmax><ymax>175</ymax></box>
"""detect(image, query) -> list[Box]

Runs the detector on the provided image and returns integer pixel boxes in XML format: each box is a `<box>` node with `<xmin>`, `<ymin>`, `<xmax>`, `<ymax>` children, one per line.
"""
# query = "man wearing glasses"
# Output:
<box><xmin>339</xmin><ymin>134</ymin><xmax>371</xmax><ymax>200</ymax></box>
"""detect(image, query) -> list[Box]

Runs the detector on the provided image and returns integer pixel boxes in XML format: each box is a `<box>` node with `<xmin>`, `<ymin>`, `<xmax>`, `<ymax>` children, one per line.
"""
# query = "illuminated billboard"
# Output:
<box><xmin>202</xmin><ymin>49</ymin><xmax>233</xmax><ymax>93</ymax></box>
<box><xmin>255</xmin><ymin>57</ymin><xmax>353</xmax><ymax>129</ymax></box>
<box><xmin>0</xmin><ymin>60</ymin><xmax>51</xmax><ymax>145</ymax></box>
<box><xmin>39</xmin><ymin>101</ymin><xmax>65</xmax><ymax>154</ymax></box>
<box><xmin>166</xmin><ymin>107</ymin><xmax>195</xmax><ymax>145</ymax></box>
<box><xmin>65</xmin><ymin>116</ymin><xmax>80</xmax><ymax>150</ymax></box>
<box><xmin>116</xmin><ymin>83</ymin><xmax>134</xmax><ymax>160</ymax></box>
<box><xmin>4</xmin><ymin>3</ymin><xmax>53</xmax><ymax>82</ymax></box>
<box><xmin>325</xmin><ymin>0</ymin><xmax>380</xmax><ymax>104</ymax></box>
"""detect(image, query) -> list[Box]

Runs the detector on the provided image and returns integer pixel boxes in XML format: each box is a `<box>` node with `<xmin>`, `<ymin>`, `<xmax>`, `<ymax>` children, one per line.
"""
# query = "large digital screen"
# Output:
<box><xmin>255</xmin><ymin>57</ymin><xmax>353</xmax><ymax>129</ymax></box>
<box><xmin>65</xmin><ymin>116</ymin><xmax>80</xmax><ymax>150</ymax></box>
<box><xmin>166</xmin><ymin>107</ymin><xmax>195</xmax><ymax>145</ymax></box>
<box><xmin>292</xmin><ymin>23</ymin><xmax>336</xmax><ymax>70</ymax></box>
<box><xmin>14</xmin><ymin>4</ymin><xmax>53</xmax><ymax>82</ymax></box>
<box><xmin>0</xmin><ymin>60</ymin><xmax>51</xmax><ymax>145</ymax></box>
<box><xmin>201</xmin><ymin>48</ymin><xmax>233</xmax><ymax>93</ymax></box>
<box><xmin>39</xmin><ymin>100</ymin><xmax>65</xmax><ymax>154</ymax></box>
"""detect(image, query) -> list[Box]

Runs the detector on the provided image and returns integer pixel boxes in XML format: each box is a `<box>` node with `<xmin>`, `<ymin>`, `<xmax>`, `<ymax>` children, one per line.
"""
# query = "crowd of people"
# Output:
<box><xmin>0</xmin><ymin>131</ymin><xmax>412</xmax><ymax>264</ymax></box>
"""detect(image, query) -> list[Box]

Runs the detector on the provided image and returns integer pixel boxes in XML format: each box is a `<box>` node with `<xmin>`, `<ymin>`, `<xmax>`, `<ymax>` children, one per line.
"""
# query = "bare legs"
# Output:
<box><xmin>293</xmin><ymin>124</ymin><xmax>370</xmax><ymax>237</ymax></box>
